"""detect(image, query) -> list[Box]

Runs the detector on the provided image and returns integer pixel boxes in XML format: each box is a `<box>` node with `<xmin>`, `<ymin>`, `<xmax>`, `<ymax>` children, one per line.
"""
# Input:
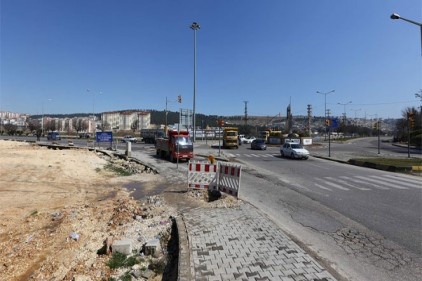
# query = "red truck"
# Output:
<box><xmin>155</xmin><ymin>130</ymin><xmax>194</xmax><ymax>162</ymax></box>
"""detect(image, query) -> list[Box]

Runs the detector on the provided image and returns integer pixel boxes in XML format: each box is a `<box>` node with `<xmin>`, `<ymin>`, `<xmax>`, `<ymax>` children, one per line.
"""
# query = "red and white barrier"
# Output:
<box><xmin>187</xmin><ymin>160</ymin><xmax>242</xmax><ymax>198</ymax></box>
<box><xmin>188</xmin><ymin>161</ymin><xmax>217</xmax><ymax>190</ymax></box>
<box><xmin>217</xmin><ymin>163</ymin><xmax>242</xmax><ymax>197</ymax></box>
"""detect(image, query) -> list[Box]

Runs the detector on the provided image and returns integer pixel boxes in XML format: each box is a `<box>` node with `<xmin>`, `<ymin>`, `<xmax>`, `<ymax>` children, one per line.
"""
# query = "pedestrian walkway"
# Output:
<box><xmin>181</xmin><ymin>203</ymin><xmax>336</xmax><ymax>281</ymax></box>
<box><xmin>175</xmin><ymin>142</ymin><xmax>338</xmax><ymax>280</ymax></box>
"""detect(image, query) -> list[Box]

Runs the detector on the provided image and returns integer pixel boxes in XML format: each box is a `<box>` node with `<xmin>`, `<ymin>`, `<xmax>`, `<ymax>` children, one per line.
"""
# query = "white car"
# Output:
<box><xmin>122</xmin><ymin>135</ymin><xmax>137</xmax><ymax>143</ymax></box>
<box><xmin>280</xmin><ymin>143</ymin><xmax>310</xmax><ymax>159</ymax></box>
<box><xmin>242</xmin><ymin>136</ymin><xmax>256</xmax><ymax>144</ymax></box>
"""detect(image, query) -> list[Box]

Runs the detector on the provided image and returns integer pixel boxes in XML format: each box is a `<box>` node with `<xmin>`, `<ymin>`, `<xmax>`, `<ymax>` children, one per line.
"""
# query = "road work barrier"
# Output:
<box><xmin>188</xmin><ymin>161</ymin><xmax>218</xmax><ymax>190</ymax></box>
<box><xmin>217</xmin><ymin>162</ymin><xmax>242</xmax><ymax>197</ymax></box>
<box><xmin>187</xmin><ymin>161</ymin><xmax>242</xmax><ymax>197</ymax></box>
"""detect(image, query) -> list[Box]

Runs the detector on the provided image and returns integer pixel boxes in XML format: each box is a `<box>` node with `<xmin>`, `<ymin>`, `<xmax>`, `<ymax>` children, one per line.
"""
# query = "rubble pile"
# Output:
<box><xmin>104</xmin><ymin>155</ymin><xmax>156</xmax><ymax>175</ymax></box>
<box><xmin>0</xmin><ymin>141</ymin><xmax>242</xmax><ymax>281</ymax></box>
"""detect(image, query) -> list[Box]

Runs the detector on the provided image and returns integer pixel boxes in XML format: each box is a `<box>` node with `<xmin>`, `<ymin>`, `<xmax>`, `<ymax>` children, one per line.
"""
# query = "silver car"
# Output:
<box><xmin>281</xmin><ymin>143</ymin><xmax>309</xmax><ymax>159</ymax></box>
<box><xmin>122</xmin><ymin>135</ymin><xmax>137</xmax><ymax>143</ymax></box>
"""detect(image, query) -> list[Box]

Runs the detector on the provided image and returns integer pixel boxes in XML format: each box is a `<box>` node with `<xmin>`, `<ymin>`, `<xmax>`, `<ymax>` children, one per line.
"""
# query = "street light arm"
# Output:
<box><xmin>316</xmin><ymin>90</ymin><xmax>335</xmax><ymax>94</ymax></box>
<box><xmin>391</xmin><ymin>13</ymin><xmax>422</xmax><ymax>27</ymax></box>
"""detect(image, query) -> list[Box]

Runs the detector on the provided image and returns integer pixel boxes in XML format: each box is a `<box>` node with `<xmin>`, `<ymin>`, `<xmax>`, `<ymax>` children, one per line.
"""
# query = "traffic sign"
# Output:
<box><xmin>96</xmin><ymin>131</ymin><xmax>113</xmax><ymax>143</ymax></box>
<box><xmin>330</xmin><ymin>118</ymin><xmax>339</xmax><ymax>129</ymax></box>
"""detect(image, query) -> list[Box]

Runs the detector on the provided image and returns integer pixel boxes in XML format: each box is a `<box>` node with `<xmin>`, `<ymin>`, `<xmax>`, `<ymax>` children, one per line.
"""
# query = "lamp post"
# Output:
<box><xmin>350</xmin><ymin>108</ymin><xmax>361</xmax><ymax>126</ymax></box>
<box><xmin>390</xmin><ymin>13</ymin><xmax>422</xmax><ymax>56</ymax></box>
<box><xmin>41</xmin><ymin>98</ymin><xmax>52</xmax><ymax>135</ymax></box>
<box><xmin>338</xmin><ymin>101</ymin><xmax>352</xmax><ymax>124</ymax></box>
<box><xmin>86</xmin><ymin>89</ymin><xmax>101</xmax><ymax>133</ymax></box>
<box><xmin>317</xmin><ymin>90</ymin><xmax>335</xmax><ymax>140</ymax></box>
<box><xmin>190</xmin><ymin>22</ymin><xmax>200</xmax><ymax>142</ymax></box>
<box><xmin>416</xmin><ymin>90</ymin><xmax>422</xmax><ymax>114</ymax></box>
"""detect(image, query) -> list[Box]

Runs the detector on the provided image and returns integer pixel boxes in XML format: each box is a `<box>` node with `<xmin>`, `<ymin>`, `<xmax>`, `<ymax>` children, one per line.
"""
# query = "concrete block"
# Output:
<box><xmin>144</xmin><ymin>238</ymin><xmax>160</xmax><ymax>256</ymax></box>
<box><xmin>112</xmin><ymin>238</ymin><xmax>132</xmax><ymax>255</ymax></box>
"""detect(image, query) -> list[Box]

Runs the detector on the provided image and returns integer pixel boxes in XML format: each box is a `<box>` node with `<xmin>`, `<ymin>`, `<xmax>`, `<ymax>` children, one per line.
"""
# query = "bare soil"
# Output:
<box><xmin>0</xmin><ymin>141</ymin><xmax>173</xmax><ymax>280</ymax></box>
<box><xmin>0</xmin><ymin>140</ymin><xmax>240</xmax><ymax>281</ymax></box>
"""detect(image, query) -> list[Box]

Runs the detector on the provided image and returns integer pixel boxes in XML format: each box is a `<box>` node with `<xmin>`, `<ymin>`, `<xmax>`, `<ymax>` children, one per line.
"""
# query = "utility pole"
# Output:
<box><xmin>243</xmin><ymin>101</ymin><xmax>248</xmax><ymax>126</ymax></box>
<box><xmin>326</xmin><ymin>109</ymin><xmax>331</xmax><ymax>157</ymax></box>
<box><xmin>307</xmin><ymin>104</ymin><xmax>312</xmax><ymax>137</ymax></box>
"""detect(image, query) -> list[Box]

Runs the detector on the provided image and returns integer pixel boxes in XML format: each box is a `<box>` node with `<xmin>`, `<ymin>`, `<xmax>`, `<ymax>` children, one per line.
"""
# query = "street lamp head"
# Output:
<box><xmin>390</xmin><ymin>13</ymin><xmax>401</xmax><ymax>20</ymax></box>
<box><xmin>190</xmin><ymin>22</ymin><xmax>200</xmax><ymax>30</ymax></box>
<box><xmin>316</xmin><ymin>90</ymin><xmax>335</xmax><ymax>94</ymax></box>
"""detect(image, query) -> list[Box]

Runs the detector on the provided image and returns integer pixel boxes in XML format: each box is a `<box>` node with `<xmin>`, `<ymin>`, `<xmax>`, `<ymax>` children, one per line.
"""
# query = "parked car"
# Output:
<box><xmin>280</xmin><ymin>143</ymin><xmax>310</xmax><ymax>159</ymax></box>
<box><xmin>121</xmin><ymin>135</ymin><xmax>137</xmax><ymax>143</ymax></box>
<box><xmin>251</xmin><ymin>139</ymin><xmax>267</xmax><ymax>150</ymax></box>
<box><xmin>243</xmin><ymin>136</ymin><xmax>256</xmax><ymax>144</ymax></box>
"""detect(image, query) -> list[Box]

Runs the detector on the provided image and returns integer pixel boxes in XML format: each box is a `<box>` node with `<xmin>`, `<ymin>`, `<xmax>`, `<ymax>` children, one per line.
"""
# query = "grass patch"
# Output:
<box><xmin>107</xmin><ymin>252</ymin><xmax>139</xmax><ymax>269</ymax></box>
<box><xmin>104</xmin><ymin>163</ymin><xmax>133</xmax><ymax>176</ymax></box>
<box><xmin>351</xmin><ymin>158</ymin><xmax>422</xmax><ymax>167</ymax></box>
<box><xmin>121</xmin><ymin>272</ymin><xmax>132</xmax><ymax>281</ymax></box>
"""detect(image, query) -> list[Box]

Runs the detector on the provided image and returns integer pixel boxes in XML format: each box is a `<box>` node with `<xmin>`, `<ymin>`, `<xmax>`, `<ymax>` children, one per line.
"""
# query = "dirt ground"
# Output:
<box><xmin>0</xmin><ymin>140</ymin><xmax>202</xmax><ymax>281</ymax></box>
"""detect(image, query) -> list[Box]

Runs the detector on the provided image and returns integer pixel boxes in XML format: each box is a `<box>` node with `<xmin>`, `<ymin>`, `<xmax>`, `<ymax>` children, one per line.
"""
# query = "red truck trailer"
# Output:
<box><xmin>155</xmin><ymin>130</ymin><xmax>194</xmax><ymax>162</ymax></box>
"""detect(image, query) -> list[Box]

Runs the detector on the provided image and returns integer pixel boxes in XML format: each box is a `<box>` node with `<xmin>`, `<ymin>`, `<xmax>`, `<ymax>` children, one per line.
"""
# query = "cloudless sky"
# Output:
<box><xmin>1</xmin><ymin>0</ymin><xmax>421</xmax><ymax>119</ymax></box>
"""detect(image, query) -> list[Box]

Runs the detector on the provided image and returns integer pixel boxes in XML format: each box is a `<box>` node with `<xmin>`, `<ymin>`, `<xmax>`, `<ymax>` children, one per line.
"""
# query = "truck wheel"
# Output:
<box><xmin>156</xmin><ymin>149</ymin><xmax>160</xmax><ymax>156</ymax></box>
<box><xmin>169</xmin><ymin>154</ymin><xmax>174</xmax><ymax>163</ymax></box>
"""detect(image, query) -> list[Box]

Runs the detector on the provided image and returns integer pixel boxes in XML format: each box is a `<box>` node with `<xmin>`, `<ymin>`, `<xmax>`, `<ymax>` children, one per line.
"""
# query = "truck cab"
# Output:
<box><xmin>155</xmin><ymin>130</ymin><xmax>194</xmax><ymax>162</ymax></box>
<box><xmin>223</xmin><ymin>127</ymin><xmax>239</xmax><ymax>149</ymax></box>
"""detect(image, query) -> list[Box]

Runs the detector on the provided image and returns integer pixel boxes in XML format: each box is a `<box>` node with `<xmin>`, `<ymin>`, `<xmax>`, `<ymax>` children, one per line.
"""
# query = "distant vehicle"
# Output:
<box><xmin>280</xmin><ymin>143</ymin><xmax>309</xmax><ymax>159</ymax></box>
<box><xmin>155</xmin><ymin>130</ymin><xmax>194</xmax><ymax>162</ymax></box>
<box><xmin>251</xmin><ymin>139</ymin><xmax>267</xmax><ymax>150</ymax></box>
<box><xmin>140</xmin><ymin>128</ymin><xmax>165</xmax><ymax>144</ymax></box>
<box><xmin>243</xmin><ymin>136</ymin><xmax>256</xmax><ymax>144</ymax></box>
<box><xmin>223</xmin><ymin>127</ymin><xmax>239</xmax><ymax>149</ymax></box>
<box><xmin>47</xmin><ymin>132</ymin><xmax>61</xmax><ymax>141</ymax></box>
<box><xmin>121</xmin><ymin>135</ymin><xmax>137</xmax><ymax>143</ymax></box>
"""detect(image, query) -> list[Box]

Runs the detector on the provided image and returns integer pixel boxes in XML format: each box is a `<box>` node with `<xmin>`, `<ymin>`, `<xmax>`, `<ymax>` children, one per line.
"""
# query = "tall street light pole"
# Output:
<box><xmin>190</xmin><ymin>22</ymin><xmax>200</xmax><ymax>142</ymax></box>
<box><xmin>350</xmin><ymin>108</ymin><xmax>361</xmax><ymax>126</ymax></box>
<box><xmin>390</xmin><ymin>13</ymin><xmax>422</xmax><ymax>56</ymax></box>
<box><xmin>416</xmin><ymin>90</ymin><xmax>422</xmax><ymax>114</ymax></box>
<box><xmin>86</xmin><ymin>89</ymin><xmax>101</xmax><ymax>133</ymax></box>
<box><xmin>317</xmin><ymin>90</ymin><xmax>335</xmax><ymax>140</ymax></box>
<box><xmin>338</xmin><ymin>101</ymin><xmax>352</xmax><ymax>124</ymax></box>
<box><xmin>42</xmin><ymin>98</ymin><xmax>52</xmax><ymax>135</ymax></box>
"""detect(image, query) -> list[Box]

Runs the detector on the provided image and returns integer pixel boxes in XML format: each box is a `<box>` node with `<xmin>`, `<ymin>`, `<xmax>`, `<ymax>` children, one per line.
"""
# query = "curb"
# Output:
<box><xmin>313</xmin><ymin>154</ymin><xmax>422</xmax><ymax>173</ymax></box>
<box><xmin>175</xmin><ymin>216</ymin><xmax>192</xmax><ymax>281</ymax></box>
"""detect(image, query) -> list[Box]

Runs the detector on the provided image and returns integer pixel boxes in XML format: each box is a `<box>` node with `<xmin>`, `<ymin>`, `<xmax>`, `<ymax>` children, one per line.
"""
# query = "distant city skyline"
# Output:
<box><xmin>1</xmin><ymin>0</ymin><xmax>421</xmax><ymax>119</ymax></box>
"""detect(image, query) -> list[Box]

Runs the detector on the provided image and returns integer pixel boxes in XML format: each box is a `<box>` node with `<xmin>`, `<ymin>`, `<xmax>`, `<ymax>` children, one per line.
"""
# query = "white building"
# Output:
<box><xmin>101</xmin><ymin>110</ymin><xmax>151</xmax><ymax>131</ymax></box>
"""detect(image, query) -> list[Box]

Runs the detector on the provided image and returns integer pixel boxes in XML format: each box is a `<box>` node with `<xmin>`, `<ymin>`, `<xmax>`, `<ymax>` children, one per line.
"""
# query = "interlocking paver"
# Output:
<box><xmin>183</xmin><ymin>202</ymin><xmax>337</xmax><ymax>281</ymax></box>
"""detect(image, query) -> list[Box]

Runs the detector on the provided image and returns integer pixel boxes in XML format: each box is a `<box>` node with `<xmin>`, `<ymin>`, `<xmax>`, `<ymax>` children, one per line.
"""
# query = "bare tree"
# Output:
<box><xmin>131</xmin><ymin>120</ymin><xmax>139</xmax><ymax>133</ymax></box>
<box><xmin>99</xmin><ymin>120</ymin><xmax>110</xmax><ymax>131</ymax></box>
<box><xmin>72</xmin><ymin>118</ymin><xmax>88</xmax><ymax>133</ymax></box>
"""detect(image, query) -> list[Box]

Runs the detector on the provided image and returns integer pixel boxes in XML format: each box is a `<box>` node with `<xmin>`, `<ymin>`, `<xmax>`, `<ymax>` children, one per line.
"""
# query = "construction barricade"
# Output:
<box><xmin>188</xmin><ymin>161</ymin><xmax>218</xmax><ymax>190</ymax></box>
<box><xmin>217</xmin><ymin>162</ymin><xmax>242</xmax><ymax>197</ymax></box>
<box><xmin>187</xmin><ymin>160</ymin><xmax>242</xmax><ymax>198</ymax></box>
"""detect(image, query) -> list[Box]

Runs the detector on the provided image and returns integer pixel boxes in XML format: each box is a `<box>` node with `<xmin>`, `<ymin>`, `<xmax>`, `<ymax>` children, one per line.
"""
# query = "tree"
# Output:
<box><xmin>99</xmin><ymin>120</ymin><xmax>110</xmax><ymax>131</ymax></box>
<box><xmin>27</xmin><ymin>118</ymin><xmax>41</xmax><ymax>133</ymax></box>
<box><xmin>395</xmin><ymin>107</ymin><xmax>421</xmax><ymax>147</ymax></box>
<box><xmin>4</xmin><ymin>124</ymin><xmax>18</xmax><ymax>135</ymax></box>
<box><xmin>72</xmin><ymin>118</ymin><xmax>88</xmax><ymax>133</ymax></box>
<box><xmin>131</xmin><ymin>120</ymin><xmax>139</xmax><ymax>133</ymax></box>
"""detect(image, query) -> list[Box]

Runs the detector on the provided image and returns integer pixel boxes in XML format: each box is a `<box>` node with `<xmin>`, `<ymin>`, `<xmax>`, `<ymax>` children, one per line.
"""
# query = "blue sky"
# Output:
<box><xmin>1</xmin><ymin>0</ymin><xmax>421</xmax><ymax>119</ymax></box>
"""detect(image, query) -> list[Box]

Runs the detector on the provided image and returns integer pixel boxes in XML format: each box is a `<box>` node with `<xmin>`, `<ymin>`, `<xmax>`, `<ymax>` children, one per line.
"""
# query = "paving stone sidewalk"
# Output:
<box><xmin>182</xmin><ymin>202</ymin><xmax>336</xmax><ymax>281</ymax></box>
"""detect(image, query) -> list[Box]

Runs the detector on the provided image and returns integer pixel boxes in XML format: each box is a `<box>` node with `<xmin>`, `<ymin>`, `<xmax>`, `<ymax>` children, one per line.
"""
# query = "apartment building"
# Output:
<box><xmin>101</xmin><ymin>110</ymin><xmax>151</xmax><ymax>131</ymax></box>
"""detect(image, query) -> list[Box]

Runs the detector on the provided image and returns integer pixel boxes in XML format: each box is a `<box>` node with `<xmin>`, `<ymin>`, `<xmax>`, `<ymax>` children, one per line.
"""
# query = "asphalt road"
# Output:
<box><xmin>221</xmin><ymin>140</ymin><xmax>422</xmax><ymax>256</ymax></box>
<box><xmin>2</xmin><ymin>135</ymin><xmax>421</xmax><ymax>280</ymax></box>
